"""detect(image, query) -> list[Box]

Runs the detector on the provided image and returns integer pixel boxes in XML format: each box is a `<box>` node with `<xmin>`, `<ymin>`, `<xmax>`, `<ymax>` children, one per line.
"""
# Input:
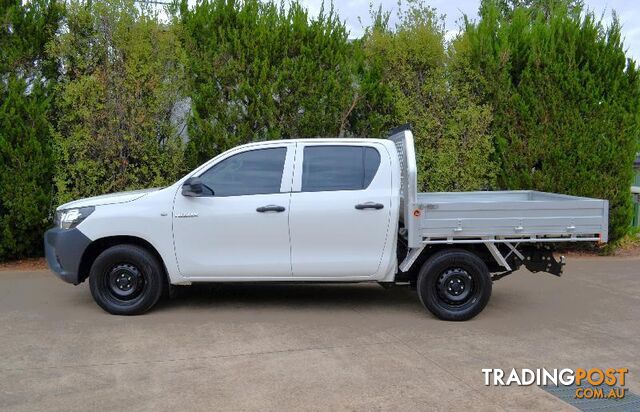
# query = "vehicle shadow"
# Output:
<box><xmin>156</xmin><ymin>282</ymin><xmax>421</xmax><ymax>312</ymax></box>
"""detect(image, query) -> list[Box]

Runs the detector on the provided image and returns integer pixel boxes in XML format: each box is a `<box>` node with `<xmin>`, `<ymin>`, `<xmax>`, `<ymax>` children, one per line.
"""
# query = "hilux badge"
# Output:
<box><xmin>175</xmin><ymin>212</ymin><xmax>198</xmax><ymax>218</ymax></box>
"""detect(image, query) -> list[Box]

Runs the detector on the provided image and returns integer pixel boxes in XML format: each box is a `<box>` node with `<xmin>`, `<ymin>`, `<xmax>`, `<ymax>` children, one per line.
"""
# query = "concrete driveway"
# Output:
<box><xmin>1</xmin><ymin>256</ymin><xmax>639</xmax><ymax>411</ymax></box>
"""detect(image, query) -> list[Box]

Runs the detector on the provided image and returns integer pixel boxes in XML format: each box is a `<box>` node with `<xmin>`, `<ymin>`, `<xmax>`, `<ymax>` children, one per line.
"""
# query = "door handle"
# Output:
<box><xmin>355</xmin><ymin>202</ymin><xmax>384</xmax><ymax>210</ymax></box>
<box><xmin>256</xmin><ymin>205</ymin><xmax>286</xmax><ymax>213</ymax></box>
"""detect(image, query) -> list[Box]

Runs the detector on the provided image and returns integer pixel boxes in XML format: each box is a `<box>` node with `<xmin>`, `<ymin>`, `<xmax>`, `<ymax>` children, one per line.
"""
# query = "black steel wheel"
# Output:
<box><xmin>436</xmin><ymin>267</ymin><xmax>475</xmax><ymax>306</ymax></box>
<box><xmin>105</xmin><ymin>263</ymin><xmax>146</xmax><ymax>301</ymax></box>
<box><xmin>89</xmin><ymin>244</ymin><xmax>165</xmax><ymax>315</ymax></box>
<box><xmin>417</xmin><ymin>249</ymin><xmax>492</xmax><ymax>321</ymax></box>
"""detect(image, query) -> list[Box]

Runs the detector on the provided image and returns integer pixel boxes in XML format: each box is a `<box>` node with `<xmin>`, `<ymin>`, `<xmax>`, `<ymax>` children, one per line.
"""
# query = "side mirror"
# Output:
<box><xmin>182</xmin><ymin>177</ymin><xmax>204</xmax><ymax>197</ymax></box>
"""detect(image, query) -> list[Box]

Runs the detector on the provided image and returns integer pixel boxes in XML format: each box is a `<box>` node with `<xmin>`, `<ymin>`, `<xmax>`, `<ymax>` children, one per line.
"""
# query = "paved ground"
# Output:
<box><xmin>1</xmin><ymin>256</ymin><xmax>639</xmax><ymax>411</ymax></box>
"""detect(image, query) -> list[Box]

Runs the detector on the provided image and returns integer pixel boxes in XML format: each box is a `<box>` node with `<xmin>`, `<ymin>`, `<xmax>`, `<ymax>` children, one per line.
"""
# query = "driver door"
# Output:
<box><xmin>172</xmin><ymin>143</ymin><xmax>295</xmax><ymax>279</ymax></box>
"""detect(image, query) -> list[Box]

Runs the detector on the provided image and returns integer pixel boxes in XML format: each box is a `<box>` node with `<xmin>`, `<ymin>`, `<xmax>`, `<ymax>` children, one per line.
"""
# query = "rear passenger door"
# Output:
<box><xmin>289</xmin><ymin>143</ymin><xmax>393</xmax><ymax>279</ymax></box>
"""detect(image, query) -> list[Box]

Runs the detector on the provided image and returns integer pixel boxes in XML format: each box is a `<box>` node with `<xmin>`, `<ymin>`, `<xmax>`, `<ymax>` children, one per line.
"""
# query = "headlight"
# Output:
<box><xmin>55</xmin><ymin>206</ymin><xmax>95</xmax><ymax>229</ymax></box>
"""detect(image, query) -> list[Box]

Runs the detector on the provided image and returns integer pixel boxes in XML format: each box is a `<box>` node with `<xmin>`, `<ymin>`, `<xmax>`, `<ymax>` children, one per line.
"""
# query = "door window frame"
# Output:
<box><xmin>291</xmin><ymin>142</ymin><xmax>383</xmax><ymax>193</ymax></box>
<box><xmin>193</xmin><ymin>143</ymin><xmax>296</xmax><ymax>196</ymax></box>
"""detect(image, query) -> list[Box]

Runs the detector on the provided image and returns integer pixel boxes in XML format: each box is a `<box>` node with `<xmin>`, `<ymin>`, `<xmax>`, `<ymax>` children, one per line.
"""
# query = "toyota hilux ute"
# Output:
<box><xmin>45</xmin><ymin>126</ymin><xmax>609</xmax><ymax>320</ymax></box>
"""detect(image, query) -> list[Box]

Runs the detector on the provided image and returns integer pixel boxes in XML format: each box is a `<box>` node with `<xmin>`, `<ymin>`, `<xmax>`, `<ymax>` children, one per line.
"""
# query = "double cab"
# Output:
<box><xmin>45</xmin><ymin>127</ymin><xmax>609</xmax><ymax>320</ymax></box>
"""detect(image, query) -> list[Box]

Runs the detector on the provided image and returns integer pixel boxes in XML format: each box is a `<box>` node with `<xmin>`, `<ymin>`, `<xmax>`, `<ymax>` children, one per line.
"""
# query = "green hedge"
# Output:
<box><xmin>462</xmin><ymin>0</ymin><xmax>640</xmax><ymax>241</ymax></box>
<box><xmin>0</xmin><ymin>0</ymin><xmax>63</xmax><ymax>260</ymax></box>
<box><xmin>0</xmin><ymin>0</ymin><xmax>638</xmax><ymax>261</ymax></box>
<box><xmin>178</xmin><ymin>0</ymin><xmax>358</xmax><ymax>168</ymax></box>
<box><xmin>352</xmin><ymin>4</ymin><xmax>496</xmax><ymax>192</ymax></box>
<box><xmin>51</xmin><ymin>0</ymin><xmax>187</xmax><ymax>205</ymax></box>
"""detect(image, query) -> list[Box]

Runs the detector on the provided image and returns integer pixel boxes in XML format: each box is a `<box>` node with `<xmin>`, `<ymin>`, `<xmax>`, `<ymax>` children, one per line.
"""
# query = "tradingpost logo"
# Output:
<box><xmin>482</xmin><ymin>368</ymin><xmax>629</xmax><ymax>399</ymax></box>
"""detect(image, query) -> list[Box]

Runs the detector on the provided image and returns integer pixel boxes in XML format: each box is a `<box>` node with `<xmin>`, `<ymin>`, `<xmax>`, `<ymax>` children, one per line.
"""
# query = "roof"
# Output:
<box><xmin>233</xmin><ymin>137</ymin><xmax>390</xmax><ymax>150</ymax></box>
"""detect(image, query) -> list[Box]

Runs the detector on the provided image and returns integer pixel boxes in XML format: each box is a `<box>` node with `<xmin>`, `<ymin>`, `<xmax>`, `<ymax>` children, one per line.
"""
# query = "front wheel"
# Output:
<box><xmin>417</xmin><ymin>249</ymin><xmax>492</xmax><ymax>321</ymax></box>
<box><xmin>89</xmin><ymin>244</ymin><xmax>166</xmax><ymax>315</ymax></box>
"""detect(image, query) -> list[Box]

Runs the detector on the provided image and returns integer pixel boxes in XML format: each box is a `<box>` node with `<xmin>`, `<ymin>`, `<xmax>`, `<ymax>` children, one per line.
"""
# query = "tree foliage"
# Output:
<box><xmin>1</xmin><ymin>0</ymin><xmax>639</xmax><ymax>260</ymax></box>
<box><xmin>50</xmin><ymin>0</ymin><xmax>187</xmax><ymax>204</ymax></box>
<box><xmin>0</xmin><ymin>0</ymin><xmax>63</xmax><ymax>260</ymax></box>
<box><xmin>494</xmin><ymin>0</ymin><xmax>583</xmax><ymax>19</ymax></box>
<box><xmin>351</xmin><ymin>2</ymin><xmax>496</xmax><ymax>191</ymax></box>
<box><xmin>177</xmin><ymin>0</ymin><xmax>358</xmax><ymax>167</ymax></box>
<box><xmin>462</xmin><ymin>0</ymin><xmax>640</xmax><ymax>240</ymax></box>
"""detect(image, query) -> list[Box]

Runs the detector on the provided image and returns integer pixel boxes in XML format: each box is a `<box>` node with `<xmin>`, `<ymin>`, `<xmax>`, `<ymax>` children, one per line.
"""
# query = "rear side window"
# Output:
<box><xmin>199</xmin><ymin>147</ymin><xmax>286</xmax><ymax>197</ymax></box>
<box><xmin>301</xmin><ymin>146</ymin><xmax>381</xmax><ymax>192</ymax></box>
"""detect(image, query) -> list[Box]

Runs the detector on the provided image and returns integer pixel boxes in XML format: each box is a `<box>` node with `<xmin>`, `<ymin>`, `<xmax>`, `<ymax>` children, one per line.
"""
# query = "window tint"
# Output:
<box><xmin>199</xmin><ymin>147</ymin><xmax>286</xmax><ymax>196</ymax></box>
<box><xmin>301</xmin><ymin>146</ymin><xmax>381</xmax><ymax>192</ymax></box>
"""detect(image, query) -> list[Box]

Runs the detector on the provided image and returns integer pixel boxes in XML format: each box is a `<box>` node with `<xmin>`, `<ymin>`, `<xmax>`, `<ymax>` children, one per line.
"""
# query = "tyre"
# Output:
<box><xmin>417</xmin><ymin>249</ymin><xmax>492</xmax><ymax>321</ymax></box>
<box><xmin>89</xmin><ymin>244</ymin><xmax>166</xmax><ymax>315</ymax></box>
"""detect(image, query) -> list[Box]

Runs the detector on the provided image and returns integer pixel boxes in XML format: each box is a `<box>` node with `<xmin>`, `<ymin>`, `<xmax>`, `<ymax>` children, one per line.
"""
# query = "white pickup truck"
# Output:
<box><xmin>45</xmin><ymin>126</ymin><xmax>609</xmax><ymax>320</ymax></box>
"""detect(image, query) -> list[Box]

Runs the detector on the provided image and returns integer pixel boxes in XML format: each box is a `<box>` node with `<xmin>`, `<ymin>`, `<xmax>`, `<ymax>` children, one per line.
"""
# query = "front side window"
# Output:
<box><xmin>199</xmin><ymin>147</ymin><xmax>286</xmax><ymax>197</ymax></box>
<box><xmin>301</xmin><ymin>146</ymin><xmax>381</xmax><ymax>192</ymax></box>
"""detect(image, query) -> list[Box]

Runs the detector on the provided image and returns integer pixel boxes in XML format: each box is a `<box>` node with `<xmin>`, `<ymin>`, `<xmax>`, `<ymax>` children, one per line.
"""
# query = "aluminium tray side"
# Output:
<box><xmin>417</xmin><ymin>192</ymin><xmax>608</xmax><ymax>242</ymax></box>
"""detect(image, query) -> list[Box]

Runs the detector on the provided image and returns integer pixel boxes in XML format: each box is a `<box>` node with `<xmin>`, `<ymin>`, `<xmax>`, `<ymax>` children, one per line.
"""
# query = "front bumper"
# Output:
<box><xmin>44</xmin><ymin>228</ymin><xmax>92</xmax><ymax>285</ymax></box>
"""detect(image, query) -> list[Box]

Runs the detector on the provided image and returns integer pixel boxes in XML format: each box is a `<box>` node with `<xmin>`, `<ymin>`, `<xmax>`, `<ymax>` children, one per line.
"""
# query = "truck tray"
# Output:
<box><xmin>389</xmin><ymin>128</ymin><xmax>608</xmax><ymax>247</ymax></box>
<box><xmin>415</xmin><ymin>190</ymin><xmax>608</xmax><ymax>243</ymax></box>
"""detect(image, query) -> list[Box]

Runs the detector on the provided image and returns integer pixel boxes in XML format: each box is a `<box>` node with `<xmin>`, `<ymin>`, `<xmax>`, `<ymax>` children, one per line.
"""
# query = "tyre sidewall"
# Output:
<box><xmin>89</xmin><ymin>245</ymin><xmax>164</xmax><ymax>315</ymax></box>
<box><xmin>417</xmin><ymin>250</ymin><xmax>492</xmax><ymax>321</ymax></box>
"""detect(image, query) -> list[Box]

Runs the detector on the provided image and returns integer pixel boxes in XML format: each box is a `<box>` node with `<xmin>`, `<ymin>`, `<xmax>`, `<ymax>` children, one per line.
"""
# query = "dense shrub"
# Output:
<box><xmin>350</xmin><ymin>3</ymin><xmax>496</xmax><ymax>191</ymax></box>
<box><xmin>1</xmin><ymin>0</ymin><xmax>639</xmax><ymax>261</ymax></box>
<box><xmin>462</xmin><ymin>0</ymin><xmax>640</xmax><ymax>241</ymax></box>
<box><xmin>176</xmin><ymin>0</ymin><xmax>358</xmax><ymax>167</ymax></box>
<box><xmin>0</xmin><ymin>0</ymin><xmax>63</xmax><ymax>260</ymax></box>
<box><xmin>50</xmin><ymin>0</ymin><xmax>187</xmax><ymax>204</ymax></box>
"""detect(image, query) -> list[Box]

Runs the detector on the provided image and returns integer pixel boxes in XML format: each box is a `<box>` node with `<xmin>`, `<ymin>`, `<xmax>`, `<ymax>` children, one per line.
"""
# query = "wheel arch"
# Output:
<box><xmin>397</xmin><ymin>242</ymin><xmax>498</xmax><ymax>282</ymax></box>
<box><xmin>78</xmin><ymin>235</ymin><xmax>169</xmax><ymax>284</ymax></box>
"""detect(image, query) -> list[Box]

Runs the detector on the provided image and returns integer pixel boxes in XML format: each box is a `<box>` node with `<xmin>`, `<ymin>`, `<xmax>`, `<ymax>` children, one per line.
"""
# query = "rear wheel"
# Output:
<box><xmin>417</xmin><ymin>249</ymin><xmax>492</xmax><ymax>321</ymax></box>
<box><xmin>89</xmin><ymin>244</ymin><xmax>165</xmax><ymax>315</ymax></box>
